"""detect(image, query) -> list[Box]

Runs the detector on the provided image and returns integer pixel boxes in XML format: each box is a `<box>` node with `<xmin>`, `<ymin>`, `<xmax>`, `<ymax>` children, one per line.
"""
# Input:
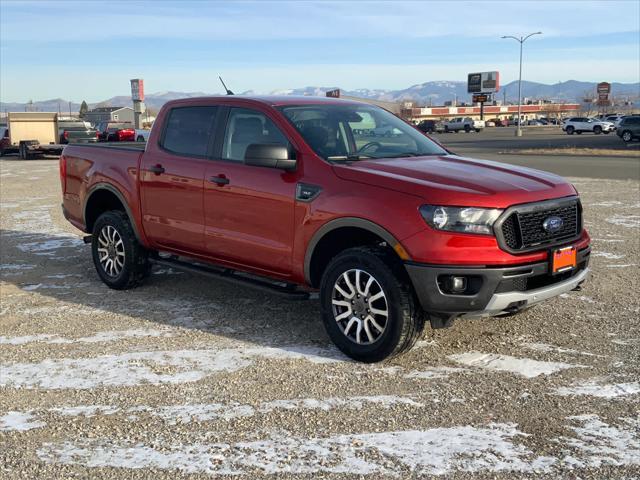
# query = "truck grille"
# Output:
<box><xmin>497</xmin><ymin>198</ymin><xmax>581</xmax><ymax>252</ymax></box>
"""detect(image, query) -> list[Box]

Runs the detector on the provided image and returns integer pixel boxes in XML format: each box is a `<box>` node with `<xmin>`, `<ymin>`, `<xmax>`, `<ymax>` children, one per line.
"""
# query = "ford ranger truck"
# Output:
<box><xmin>60</xmin><ymin>96</ymin><xmax>590</xmax><ymax>362</ymax></box>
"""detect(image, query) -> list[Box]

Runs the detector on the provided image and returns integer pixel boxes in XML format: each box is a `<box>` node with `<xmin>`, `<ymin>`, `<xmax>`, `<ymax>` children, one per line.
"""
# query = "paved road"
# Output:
<box><xmin>432</xmin><ymin>127</ymin><xmax>640</xmax><ymax>180</ymax></box>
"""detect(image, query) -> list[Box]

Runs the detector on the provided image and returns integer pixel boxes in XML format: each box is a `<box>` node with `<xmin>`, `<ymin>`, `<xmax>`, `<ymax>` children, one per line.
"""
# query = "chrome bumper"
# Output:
<box><xmin>472</xmin><ymin>267</ymin><xmax>590</xmax><ymax>317</ymax></box>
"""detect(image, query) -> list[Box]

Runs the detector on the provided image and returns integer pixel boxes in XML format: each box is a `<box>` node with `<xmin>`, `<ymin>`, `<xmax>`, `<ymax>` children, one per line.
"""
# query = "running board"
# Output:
<box><xmin>149</xmin><ymin>254</ymin><xmax>310</xmax><ymax>300</ymax></box>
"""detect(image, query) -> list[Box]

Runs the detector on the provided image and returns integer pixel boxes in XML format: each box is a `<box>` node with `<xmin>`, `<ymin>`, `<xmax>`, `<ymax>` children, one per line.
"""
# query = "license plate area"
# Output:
<box><xmin>551</xmin><ymin>246</ymin><xmax>577</xmax><ymax>274</ymax></box>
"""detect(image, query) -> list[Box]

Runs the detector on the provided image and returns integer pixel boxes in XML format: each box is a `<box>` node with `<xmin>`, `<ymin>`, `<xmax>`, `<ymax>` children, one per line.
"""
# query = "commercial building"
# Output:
<box><xmin>401</xmin><ymin>102</ymin><xmax>581</xmax><ymax>122</ymax></box>
<box><xmin>83</xmin><ymin>106</ymin><xmax>134</xmax><ymax>125</ymax></box>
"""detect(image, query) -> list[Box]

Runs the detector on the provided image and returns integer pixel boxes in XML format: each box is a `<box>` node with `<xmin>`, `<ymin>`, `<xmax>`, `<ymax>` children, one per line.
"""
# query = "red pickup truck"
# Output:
<box><xmin>61</xmin><ymin>96</ymin><xmax>590</xmax><ymax>362</ymax></box>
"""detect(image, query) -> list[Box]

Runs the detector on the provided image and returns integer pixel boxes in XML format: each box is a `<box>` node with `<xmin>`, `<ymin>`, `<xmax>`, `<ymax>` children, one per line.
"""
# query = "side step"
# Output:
<box><xmin>149</xmin><ymin>254</ymin><xmax>310</xmax><ymax>300</ymax></box>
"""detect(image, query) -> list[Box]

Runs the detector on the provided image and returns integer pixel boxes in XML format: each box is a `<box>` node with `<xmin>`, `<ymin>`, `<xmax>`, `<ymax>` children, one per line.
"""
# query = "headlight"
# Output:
<box><xmin>419</xmin><ymin>205</ymin><xmax>502</xmax><ymax>235</ymax></box>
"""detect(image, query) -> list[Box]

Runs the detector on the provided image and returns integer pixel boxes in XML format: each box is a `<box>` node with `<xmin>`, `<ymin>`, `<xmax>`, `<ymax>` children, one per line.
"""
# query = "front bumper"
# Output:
<box><xmin>405</xmin><ymin>247</ymin><xmax>590</xmax><ymax>318</ymax></box>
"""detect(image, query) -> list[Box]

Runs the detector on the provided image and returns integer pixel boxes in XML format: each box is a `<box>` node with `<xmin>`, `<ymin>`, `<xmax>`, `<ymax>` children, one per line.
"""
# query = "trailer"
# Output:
<box><xmin>1</xmin><ymin>112</ymin><xmax>66</xmax><ymax>159</ymax></box>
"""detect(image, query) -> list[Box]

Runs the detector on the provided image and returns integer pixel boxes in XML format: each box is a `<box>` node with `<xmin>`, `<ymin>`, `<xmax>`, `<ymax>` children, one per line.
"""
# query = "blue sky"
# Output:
<box><xmin>1</xmin><ymin>0</ymin><xmax>639</xmax><ymax>102</ymax></box>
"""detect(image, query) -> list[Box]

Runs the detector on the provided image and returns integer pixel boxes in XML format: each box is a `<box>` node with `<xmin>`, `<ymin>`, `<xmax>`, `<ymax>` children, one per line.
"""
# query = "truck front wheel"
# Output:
<box><xmin>91</xmin><ymin>211</ymin><xmax>150</xmax><ymax>290</ymax></box>
<box><xmin>319</xmin><ymin>246</ymin><xmax>424</xmax><ymax>362</ymax></box>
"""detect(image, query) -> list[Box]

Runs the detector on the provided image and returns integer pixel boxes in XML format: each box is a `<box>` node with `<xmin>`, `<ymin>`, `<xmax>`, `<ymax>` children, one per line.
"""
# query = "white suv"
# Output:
<box><xmin>562</xmin><ymin>117</ymin><xmax>615</xmax><ymax>135</ymax></box>
<box><xmin>444</xmin><ymin>117</ymin><xmax>485</xmax><ymax>133</ymax></box>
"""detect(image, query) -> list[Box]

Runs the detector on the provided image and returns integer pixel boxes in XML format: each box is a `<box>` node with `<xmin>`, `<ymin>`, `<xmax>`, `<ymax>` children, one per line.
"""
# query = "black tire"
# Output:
<box><xmin>464</xmin><ymin>125</ymin><xmax>471</xmax><ymax>133</ymax></box>
<box><xmin>566</xmin><ymin>126</ymin><xmax>575</xmax><ymax>135</ymax></box>
<box><xmin>475</xmin><ymin>128</ymin><xmax>481</xmax><ymax>133</ymax></box>
<box><xmin>622</xmin><ymin>131</ymin><xmax>633</xmax><ymax>142</ymax></box>
<box><xmin>593</xmin><ymin>126</ymin><xmax>602</xmax><ymax>134</ymax></box>
<box><xmin>444</xmin><ymin>126</ymin><xmax>449</xmax><ymax>133</ymax></box>
<box><xmin>91</xmin><ymin>210</ymin><xmax>150</xmax><ymax>290</ymax></box>
<box><xmin>319</xmin><ymin>246</ymin><xmax>423</xmax><ymax>362</ymax></box>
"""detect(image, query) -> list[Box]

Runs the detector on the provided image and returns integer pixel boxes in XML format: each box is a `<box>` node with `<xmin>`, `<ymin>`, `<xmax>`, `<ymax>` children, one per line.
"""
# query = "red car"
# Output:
<box><xmin>95</xmin><ymin>122</ymin><xmax>135</xmax><ymax>142</ymax></box>
<box><xmin>60</xmin><ymin>96</ymin><xmax>590</xmax><ymax>362</ymax></box>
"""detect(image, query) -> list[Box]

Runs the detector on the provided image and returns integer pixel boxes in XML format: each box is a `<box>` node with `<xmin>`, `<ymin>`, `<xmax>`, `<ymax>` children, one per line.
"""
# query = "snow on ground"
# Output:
<box><xmin>448</xmin><ymin>352</ymin><xmax>583</xmax><ymax>378</ymax></box>
<box><xmin>0</xmin><ymin>329</ymin><xmax>173</xmax><ymax>345</ymax></box>
<box><xmin>560</xmin><ymin>415</ymin><xmax>640</xmax><ymax>468</ymax></box>
<box><xmin>0</xmin><ymin>412</ymin><xmax>46</xmax><ymax>432</ymax></box>
<box><xmin>554</xmin><ymin>380</ymin><xmax>640</xmax><ymax>398</ymax></box>
<box><xmin>0</xmin><ymin>345</ymin><xmax>343</xmax><ymax>389</ymax></box>
<box><xmin>35</xmin><ymin>423</ymin><xmax>556</xmax><ymax>476</ymax></box>
<box><xmin>2</xmin><ymin>395</ymin><xmax>424</xmax><ymax>430</ymax></box>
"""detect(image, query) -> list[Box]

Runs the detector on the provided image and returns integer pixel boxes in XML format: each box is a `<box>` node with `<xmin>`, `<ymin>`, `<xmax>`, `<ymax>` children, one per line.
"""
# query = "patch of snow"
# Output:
<box><xmin>448</xmin><ymin>352</ymin><xmax>583</xmax><ymax>378</ymax></box>
<box><xmin>559</xmin><ymin>415</ymin><xmax>640</xmax><ymax>468</ymax></box>
<box><xmin>36</xmin><ymin>423</ymin><xmax>556</xmax><ymax>475</ymax></box>
<box><xmin>404</xmin><ymin>366</ymin><xmax>467</xmax><ymax>380</ymax></box>
<box><xmin>522</xmin><ymin>342</ymin><xmax>603</xmax><ymax>357</ymax></box>
<box><xmin>554</xmin><ymin>381</ymin><xmax>639</xmax><ymax>398</ymax></box>
<box><xmin>606</xmin><ymin>264</ymin><xmax>638</xmax><ymax>268</ymax></box>
<box><xmin>0</xmin><ymin>411</ymin><xmax>46</xmax><ymax>431</ymax></box>
<box><xmin>0</xmin><ymin>345</ymin><xmax>343</xmax><ymax>389</ymax></box>
<box><xmin>17</xmin><ymin>237</ymin><xmax>84</xmax><ymax>256</ymax></box>
<box><xmin>591</xmin><ymin>252</ymin><xmax>625</xmax><ymax>260</ymax></box>
<box><xmin>605</xmin><ymin>214</ymin><xmax>640</xmax><ymax>228</ymax></box>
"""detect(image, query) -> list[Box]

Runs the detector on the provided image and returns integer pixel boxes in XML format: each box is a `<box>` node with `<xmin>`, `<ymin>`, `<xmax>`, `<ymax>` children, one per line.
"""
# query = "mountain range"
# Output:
<box><xmin>2</xmin><ymin>80</ymin><xmax>638</xmax><ymax>113</ymax></box>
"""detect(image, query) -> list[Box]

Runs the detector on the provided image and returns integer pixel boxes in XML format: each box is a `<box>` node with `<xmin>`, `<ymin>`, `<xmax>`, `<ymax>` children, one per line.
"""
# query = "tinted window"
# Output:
<box><xmin>222</xmin><ymin>108</ymin><xmax>289</xmax><ymax>162</ymax></box>
<box><xmin>624</xmin><ymin>117</ymin><xmax>640</xmax><ymax>125</ymax></box>
<box><xmin>162</xmin><ymin>107</ymin><xmax>218</xmax><ymax>157</ymax></box>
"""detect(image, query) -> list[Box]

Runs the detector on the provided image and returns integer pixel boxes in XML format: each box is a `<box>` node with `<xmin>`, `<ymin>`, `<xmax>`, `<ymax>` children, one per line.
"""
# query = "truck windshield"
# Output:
<box><xmin>279</xmin><ymin>104</ymin><xmax>447</xmax><ymax>161</ymax></box>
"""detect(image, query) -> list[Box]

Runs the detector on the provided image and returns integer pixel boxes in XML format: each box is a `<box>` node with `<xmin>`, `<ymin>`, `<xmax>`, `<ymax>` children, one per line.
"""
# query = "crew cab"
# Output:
<box><xmin>562</xmin><ymin>117</ymin><xmax>615</xmax><ymax>135</ymax></box>
<box><xmin>443</xmin><ymin>117</ymin><xmax>485</xmax><ymax>133</ymax></box>
<box><xmin>95</xmin><ymin>122</ymin><xmax>135</xmax><ymax>142</ymax></box>
<box><xmin>61</xmin><ymin>96</ymin><xmax>590</xmax><ymax>362</ymax></box>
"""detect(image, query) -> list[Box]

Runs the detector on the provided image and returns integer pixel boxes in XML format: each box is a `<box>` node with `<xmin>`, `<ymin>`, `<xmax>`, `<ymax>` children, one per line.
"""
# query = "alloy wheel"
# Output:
<box><xmin>331</xmin><ymin>269</ymin><xmax>388</xmax><ymax>345</ymax></box>
<box><xmin>97</xmin><ymin>225</ymin><xmax>125</xmax><ymax>277</ymax></box>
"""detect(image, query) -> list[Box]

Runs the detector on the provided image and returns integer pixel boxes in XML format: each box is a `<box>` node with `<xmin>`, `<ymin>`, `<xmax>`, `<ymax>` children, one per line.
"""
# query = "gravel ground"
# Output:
<box><xmin>1</xmin><ymin>158</ymin><xmax>639</xmax><ymax>479</ymax></box>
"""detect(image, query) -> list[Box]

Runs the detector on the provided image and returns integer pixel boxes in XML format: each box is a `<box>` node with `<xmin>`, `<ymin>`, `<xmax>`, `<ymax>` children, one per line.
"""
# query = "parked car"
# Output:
<box><xmin>527</xmin><ymin>119</ymin><xmax>545</xmax><ymax>126</ymax></box>
<box><xmin>443</xmin><ymin>117</ymin><xmax>485</xmax><ymax>132</ymax></box>
<box><xmin>58</xmin><ymin>121</ymin><xmax>98</xmax><ymax>144</ymax></box>
<box><xmin>371</xmin><ymin>124</ymin><xmax>402</xmax><ymax>137</ymax></box>
<box><xmin>605</xmin><ymin>114</ymin><xmax>624</xmax><ymax>126</ymax></box>
<box><xmin>60</xmin><ymin>95</ymin><xmax>590</xmax><ymax>362</ymax></box>
<box><xmin>135</xmin><ymin>129</ymin><xmax>151</xmax><ymax>142</ymax></box>
<box><xmin>561</xmin><ymin>117</ymin><xmax>615</xmax><ymax>135</ymax></box>
<box><xmin>96</xmin><ymin>122</ymin><xmax>135</xmax><ymax>142</ymax></box>
<box><xmin>416</xmin><ymin>120</ymin><xmax>444</xmax><ymax>134</ymax></box>
<box><xmin>616</xmin><ymin>115</ymin><xmax>640</xmax><ymax>143</ymax></box>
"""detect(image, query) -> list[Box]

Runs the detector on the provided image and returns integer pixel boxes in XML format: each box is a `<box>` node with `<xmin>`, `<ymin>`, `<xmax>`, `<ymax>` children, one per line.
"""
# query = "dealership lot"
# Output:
<box><xmin>1</xmin><ymin>156</ymin><xmax>639</xmax><ymax>478</ymax></box>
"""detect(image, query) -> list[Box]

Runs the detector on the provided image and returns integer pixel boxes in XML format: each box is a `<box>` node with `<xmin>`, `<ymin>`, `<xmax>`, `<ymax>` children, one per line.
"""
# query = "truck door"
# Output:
<box><xmin>203</xmin><ymin>107</ymin><xmax>297</xmax><ymax>275</ymax></box>
<box><xmin>139</xmin><ymin>106</ymin><xmax>219</xmax><ymax>254</ymax></box>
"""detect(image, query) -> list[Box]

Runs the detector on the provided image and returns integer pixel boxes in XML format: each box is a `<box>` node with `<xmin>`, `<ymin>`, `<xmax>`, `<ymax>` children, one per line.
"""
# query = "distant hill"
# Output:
<box><xmin>2</xmin><ymin>80</ymin><xmax>638</xmax><ymax>113</ymax></box>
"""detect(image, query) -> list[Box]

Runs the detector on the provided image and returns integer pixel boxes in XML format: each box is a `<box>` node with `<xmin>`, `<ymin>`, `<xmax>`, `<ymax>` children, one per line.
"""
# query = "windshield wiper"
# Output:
<box><xmin>326</xmin><ymin>154</ymin><xmax>371</xmax><ymax>162</ymax></box>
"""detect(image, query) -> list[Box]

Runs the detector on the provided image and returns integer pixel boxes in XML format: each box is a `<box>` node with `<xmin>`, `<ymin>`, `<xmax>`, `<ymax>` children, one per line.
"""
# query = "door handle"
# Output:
<box><xmin>209</xmin><ymin>175</ymin><xmax>230</xmax><ymax>185</ymax></box>
<box><xmin>149</xmin><ymin>164</ymin><xmax>165</xmax><ymax>175</ymax></box>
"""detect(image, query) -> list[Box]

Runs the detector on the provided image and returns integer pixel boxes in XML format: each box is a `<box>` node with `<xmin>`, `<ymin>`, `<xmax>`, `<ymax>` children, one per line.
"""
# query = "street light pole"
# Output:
<box><xmin>502</xmin><ymin>31</ymin><xmax>542</xmax><ymax>136</ymax></box>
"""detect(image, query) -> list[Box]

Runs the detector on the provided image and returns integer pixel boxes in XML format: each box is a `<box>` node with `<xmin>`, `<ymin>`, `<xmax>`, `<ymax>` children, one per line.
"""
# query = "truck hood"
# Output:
<box><xmin>332</xmin><ymin>154</ymin><xmax>577</xmax><ymax>208</ymax></box>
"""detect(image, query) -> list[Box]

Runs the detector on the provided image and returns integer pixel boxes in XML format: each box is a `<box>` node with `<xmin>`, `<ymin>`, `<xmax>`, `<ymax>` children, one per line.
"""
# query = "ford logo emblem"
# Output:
<box><xmin>543</xmin><ymin>216</ymin><xmax>564</xmax><ymax>233</ymax></box>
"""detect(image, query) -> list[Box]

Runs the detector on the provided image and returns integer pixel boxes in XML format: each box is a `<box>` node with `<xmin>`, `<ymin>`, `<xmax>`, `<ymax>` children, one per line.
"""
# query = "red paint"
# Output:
<box><xmin>61</xmin><ymin>96</ymin><xmax>590</xmax><ymax>286</ymax></box>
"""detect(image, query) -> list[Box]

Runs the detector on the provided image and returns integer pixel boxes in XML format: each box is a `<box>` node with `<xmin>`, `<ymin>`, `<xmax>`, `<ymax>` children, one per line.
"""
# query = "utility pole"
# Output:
<box><xmin>501</xmin><ymin>31</ymin><xmax>542</xmax><ymax>136</ymax></box>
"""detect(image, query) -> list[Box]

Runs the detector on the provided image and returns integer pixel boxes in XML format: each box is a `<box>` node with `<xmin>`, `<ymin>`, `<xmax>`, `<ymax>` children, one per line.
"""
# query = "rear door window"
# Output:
<box><xmin>162</xmin><ymin>106</ymin><xmax>218</xmax><ymax>157</ymax></box>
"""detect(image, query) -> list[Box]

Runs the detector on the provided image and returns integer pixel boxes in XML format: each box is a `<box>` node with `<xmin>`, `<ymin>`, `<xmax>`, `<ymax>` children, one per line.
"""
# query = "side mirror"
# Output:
<box><xmin>244</xmin><ymin>143</ymin><xmax>297</xmax><ymax>172</ymax></box>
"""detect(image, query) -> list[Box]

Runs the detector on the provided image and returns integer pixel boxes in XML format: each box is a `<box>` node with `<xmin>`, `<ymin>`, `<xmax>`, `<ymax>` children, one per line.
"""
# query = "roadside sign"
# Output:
<box><xmin>326</xmin><ymin>89</ymin><xmax>340</xmax><ymax>98</ymax></box>
<box><xmin>468</xmin><ymin>72</ymin><xmax>500</xmax><ymax>93</ymax></box>
<box><xmin>597</xmin><ymin>82</ymin><xmax>611</xmax><ymax>94</ymax></box>
<box><xmin>130</xmin><ymin>79</ymin><xmax>145</xmax><ymax>102</ymax></box>
<box><xmin>472</xmin><ymin>94</ymin><xmax>490</xmax><ymax>103</ymax></box>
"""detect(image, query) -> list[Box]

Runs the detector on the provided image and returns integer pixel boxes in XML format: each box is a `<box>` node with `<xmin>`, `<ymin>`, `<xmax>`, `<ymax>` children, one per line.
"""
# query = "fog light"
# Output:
<box><xmin>450</xmin><ymin>276</ymin><xmax>467</xmax><ymax>292</ymax></box>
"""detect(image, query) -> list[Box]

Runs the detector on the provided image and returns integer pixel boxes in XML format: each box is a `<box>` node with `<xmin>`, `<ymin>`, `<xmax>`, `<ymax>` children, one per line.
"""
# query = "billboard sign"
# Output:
<box><xmin>597</xmin><ymin>82</ymin><xmax>611</xmax><ymax>94</ymax></box>
<box><xmin>326</xmin><ymin>89</ymin><xmax>340</xmax><ymax>98</ymax></box>
<box><xmin>130</xmin><ymin>79</ymin><xmax>145</xmax><ymax>102</ymax></box>
<box><xmin>468</xmin><ymin>71</ymin><xmax>500</xmax><ymax>94</ymax></box>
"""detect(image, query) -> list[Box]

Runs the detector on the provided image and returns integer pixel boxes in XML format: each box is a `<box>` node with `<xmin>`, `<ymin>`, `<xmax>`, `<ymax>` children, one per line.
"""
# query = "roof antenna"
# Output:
<box><xmin>219</xmin><ymin>76</ymin><xmax>234</xmax><ymax>95</ymax></box>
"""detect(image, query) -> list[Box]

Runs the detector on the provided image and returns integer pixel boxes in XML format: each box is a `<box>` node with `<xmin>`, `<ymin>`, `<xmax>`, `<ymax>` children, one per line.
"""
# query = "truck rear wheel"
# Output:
<box><xmin>319</xmin><ymin>246</ymin><xmax>423</xmax><ymax>362</ymax></box>
<box><xmin>91</xmin><ymin>211</ymin><xmax>150</xmax><ymax>290</ymax></box>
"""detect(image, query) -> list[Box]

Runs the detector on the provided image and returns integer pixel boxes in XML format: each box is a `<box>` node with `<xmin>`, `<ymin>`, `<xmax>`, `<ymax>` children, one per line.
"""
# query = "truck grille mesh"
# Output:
<box><xmin>500</xmin><ymin>201</ymin><xmax>580</xmax><ymax>251</ymax></box>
